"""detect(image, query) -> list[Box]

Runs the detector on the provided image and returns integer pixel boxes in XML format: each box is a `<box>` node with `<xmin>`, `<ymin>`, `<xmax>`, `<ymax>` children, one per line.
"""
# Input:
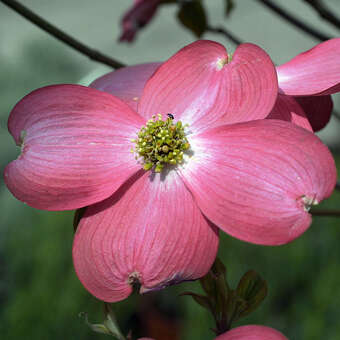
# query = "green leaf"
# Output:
<box><xmin>236</xmin><ymin>270</ymin><xmax>268</xmax><ymax>319</ymax></box>
<box><xmin>177</xmin><ymin>1</ymin><xmax>207</xmax><ymax>37</ymax></box>
<box><xmin>90</xmin><ymin>323</ymin><xmax>113</xmax><ymax>335</ymax></box>
<box><xmin>224</xmin><ymin>0</ymin><xmax>235</xmax><ymax>16</ymax></box>
<box><xmin>79</xmin><ymin>312</ymin><xmax>113</xmax><ymax>336</ymax></box>
<box><xmin>103</xmin><ymin>303</ymin><xmax>126</xmax><ymax>340</ymax></box>
<box><xmin>200</xmin><ymin>258</ymin><xmax>230</xmax><ymax>322</ymax></box>
<box><xmin>225</xmin><ymin>291</ymin><xmax>246</xmax><ymax>329</ymax></box>
<box><xmin>200</xmin><ymin>273</ymin><xmax>217</xmax><ymax>298</ymax></box>
<box><xmin>211</xmin><ymin>258</ymin><xmax>229</xmax><ymax>303</ymax></box>
<box><xmin>79</xmin><ymin>305</ymin><xmax>126</xmax><ymax>339</ymax></box>
<box><xmin>211</xmin><ymin>258</ymin><xmax>227</xmax><ymax>278</ymax></box>
<box><xmin>200</xmin><ymin>258</ymin><xmax>228</xmax><ymax>297</ymax></box>
<box><xmin>180</xmin><ymin>292</ymin><xmax>212</xmax><ymax>312</ymax></box>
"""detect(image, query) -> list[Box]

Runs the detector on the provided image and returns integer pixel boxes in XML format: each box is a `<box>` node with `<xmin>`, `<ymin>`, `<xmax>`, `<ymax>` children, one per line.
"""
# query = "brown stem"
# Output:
<box><xmin>312</xmin><ymin>209</ymin><xmax>340</xmax><ymax>217</ymax></box>
<box><xmin>302</xmin><ymin>0</ymin><xmax>340</xmax><ymax>31</ymax></box>
<box><xmin>0</xmin><ymin>0</ymin><xmax>125</xmax><ymax>69</ymax></box>
<box><xmin>332</xmin><ymin>110</ymin><xmax>340</xmax><ymax>122</ymax></box>
<box><xmin>255</xmin><ymin>0</ymin><xmax>331</xmax><ymax>41</ymax></box>
<box><xmin>206</xmin><ymin>25</ymin><xmax>243</xmax><ymax>45</ymax></box>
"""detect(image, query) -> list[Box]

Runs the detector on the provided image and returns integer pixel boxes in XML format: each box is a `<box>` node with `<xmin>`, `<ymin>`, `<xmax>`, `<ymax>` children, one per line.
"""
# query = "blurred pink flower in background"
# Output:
<box><xmin>4</xmin><ymin>40</ymin><xmax>336</xmax><ymax>302</ymax></box>
<box><xmin>215</xmin><ymin>325</ymin><xmax>288</xmax><ymax>340</ymax></box>
<box><xmin>119</xmin><ymin>0</ymin><xmax>161</xmax><ymax>42</ymax></box>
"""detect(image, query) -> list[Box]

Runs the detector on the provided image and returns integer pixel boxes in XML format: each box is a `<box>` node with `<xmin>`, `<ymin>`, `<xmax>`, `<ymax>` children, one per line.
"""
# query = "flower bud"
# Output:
<box><xmin>215</xmin><ymin>325</ymin><xmax>288</xmax><ymax>340</ymax></box>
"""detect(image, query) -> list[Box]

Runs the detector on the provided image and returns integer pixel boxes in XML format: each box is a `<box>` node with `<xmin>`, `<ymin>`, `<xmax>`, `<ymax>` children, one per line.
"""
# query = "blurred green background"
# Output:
<box><xmin>1</xmin><ymin>1</ymin><xmax>340</xmax><ymax>339</ymax></box>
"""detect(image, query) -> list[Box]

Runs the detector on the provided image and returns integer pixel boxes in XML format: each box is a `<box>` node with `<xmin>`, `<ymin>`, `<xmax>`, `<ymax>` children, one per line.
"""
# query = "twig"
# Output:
<box><xmin>312</xmin><ymin>209</ymin><xmax>340</xmax><ymax>217</ymax></box>
<box><xmin>255</xmin><ymin>0</ymin><xmax>331</xmax><ymax>41</ymax></box>
<box><xmin>332</xmin><ymin>110</ymin><xmax>340</xmax><ymax>122</ymax></box>
<box><xmin>302</xmin><ymin>0</ymin><xmax>340</xmax><ymax>31</ymax></box>
<box><xmin>206</xmin><ymin>25</ymin><xmax>243</xmax><ymax>45</ymax></box>
<box><xmin>0</xmin><ymin>0</ymin><xmax>125</xmax><ymax>69</ymax></box>
<box><xmin>336</xmin><ymin>182</ymin><xmax>340</xmax><ymax>192</ymax></box>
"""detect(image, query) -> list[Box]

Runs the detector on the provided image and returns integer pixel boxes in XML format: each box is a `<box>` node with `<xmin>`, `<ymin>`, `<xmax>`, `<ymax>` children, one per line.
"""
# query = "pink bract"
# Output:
<box><xmin>266</xmin><ymin>94</ymin><xmax>312</xmax><ymax>132</ymax></box>
<box><xmin>274</xmin><ymin>38</ymin><xmax>340</xmax><ymax>131</ymax></box>
<box><xmin>277</xmin><ymin>38</ymin><xmax>340</xmax><ymax>96</ymax></box>
<box><xmin>295</xmin><ymin>95</ymin><xmax>333</xmax><ymax>132</ymax></box>
<box><xmin>215</xmin><ymin>325</ymin><xmax>288</xmax><ymax>340</ymax></box>
<box><xmin>90</xmin><ymin>62</ymin><xmax>161</xmax><ymax>111</ymax></box>
<box><xmin>73</xmin><ymin>170</ymin><xmax>219</xmax><ymax>301</ymax></box>
<box><xmin>97</xmin><ymin>39</ymin><xmax>340</xmax><ymax>132</ymax></box>
<box><xmin>270</xmin><ymin>94</ymin><xmax>333</xmax><ymax>132</ymax></box>
<box><xmin>119</xmin><ymin>0</ymin><xmax>161</xmax><ymax>42</ymax></box>
<box><xmin>5</xmin><ymin>40</ymin><xmax>337</xmax><ymax>302</ymax></box>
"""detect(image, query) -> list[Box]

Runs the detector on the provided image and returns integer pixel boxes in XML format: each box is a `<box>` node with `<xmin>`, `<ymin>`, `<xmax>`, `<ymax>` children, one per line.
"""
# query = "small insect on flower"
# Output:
<box><xmin>167</xmin><ymin>113</ymin><xmax>174</xmax><ymax>119</ymax></box>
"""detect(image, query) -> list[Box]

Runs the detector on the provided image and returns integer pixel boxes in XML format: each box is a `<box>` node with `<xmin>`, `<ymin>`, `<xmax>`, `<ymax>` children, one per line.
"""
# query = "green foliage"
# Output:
<box><xmin>184</xmin><ymin>260</ymin><xmax>267</xmax><ymax>334</ymax></box>
<box><xmin>177</xmin><ymin>1</ymin><xmax>207</xmax><ymax>38</ymax></box>
<box><xmin>80</xmin><ymin>304</ymin><xmax>126</xmax><ymax>339</ymax></box>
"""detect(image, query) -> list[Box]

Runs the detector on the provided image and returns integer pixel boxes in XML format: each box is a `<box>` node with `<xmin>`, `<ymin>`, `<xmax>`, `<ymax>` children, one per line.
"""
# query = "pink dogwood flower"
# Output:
<box><xmin>214</xmin><ymin>325</ymin><xmax>288</xmax><ymax>340</ymax></box>
<box><xmin>119</xmin><ymin>0</ymin><xmax>161</xmax><ymax>42</ymax></box>
<box><xmin>4</xmin><ymin>40</ymin><xmax>336</xmax><ymax>302</ymax></box>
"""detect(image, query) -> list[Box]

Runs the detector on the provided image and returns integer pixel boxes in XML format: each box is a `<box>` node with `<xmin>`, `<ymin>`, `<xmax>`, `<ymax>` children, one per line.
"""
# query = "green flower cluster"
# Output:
<box><xmin>132</xmin><ymin>114</ymin><xmax>190</xmax><ymax>172</ymax></box>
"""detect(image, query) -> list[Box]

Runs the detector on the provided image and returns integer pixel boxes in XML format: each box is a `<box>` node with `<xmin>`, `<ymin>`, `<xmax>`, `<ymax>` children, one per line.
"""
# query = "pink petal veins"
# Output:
<box><xmin>4</xmin><ymin>85</ymin><xmax>144</xmax><ymax>210</ymax></box>
<box><xmin>138</xmin><ymin>40</ymin><xmax>278</xmax><ymax>132</ymax></box>
<box><xmin>73</xmin><ymin>170</ymin><xmax>219</xmax><ymax>302</ymax></box>
<box><xmin>295</xmin><ymin>95</ymin><xmax>333</xmax><ymax>132</ymax></box>
<box><xmin>215</xmin><ymin>325</ymin><xmax>288</xmax><ymax>340</ymax></box>
<box><xmin>277</xmin><ymin>38</ymin><xmax>340</xmax><ymax>96</ymax></box>
<box><xmin>90</xmin><ymin>63</ymin><xmax>161</xmax><ymax>111</ymax></box>
<box><xmin>180</xmin><ymin>120</ymin><xmax>336</xmax><ymax>245</ymax></box>
<box><xmin>267</xmin><ymin>94</ymin><xmax>312</xmax><ymax>131</ymax></box>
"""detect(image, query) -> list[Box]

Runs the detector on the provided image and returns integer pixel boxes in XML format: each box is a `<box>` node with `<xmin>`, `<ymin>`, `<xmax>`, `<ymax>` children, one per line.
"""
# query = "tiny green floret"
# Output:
<box><xmin>132</xmin><ymin>114</ymin><xmax>190</xmax><ymax>173</ymax></box>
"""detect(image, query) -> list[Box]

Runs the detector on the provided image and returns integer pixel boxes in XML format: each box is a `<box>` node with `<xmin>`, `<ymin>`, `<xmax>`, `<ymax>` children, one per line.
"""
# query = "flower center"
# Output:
<box><xmin>132</xmin><ymin>114</ymin><xmax>190</xmax><ymax>173</ymax></box>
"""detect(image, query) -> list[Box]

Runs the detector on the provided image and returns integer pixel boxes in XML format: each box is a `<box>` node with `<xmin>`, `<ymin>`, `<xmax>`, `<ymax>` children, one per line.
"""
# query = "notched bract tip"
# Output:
<box><xmin>216</xmin><ymin>57</ymin><xmax>228</xmax><ymax>70</ymax></box>
<box><xmin>128</xmin><ymin>271</ymin><xmax>141</xmax><ymax>290</ymax></box>
<box><xmin>19</xmin><ymin>130</ymin><xmax>26</xmax><ymax>147</ymax></box>
<box><xmin>299</xmin><ymin>194</ymin><xmax>319</xmax><ymax>212</ymax></box>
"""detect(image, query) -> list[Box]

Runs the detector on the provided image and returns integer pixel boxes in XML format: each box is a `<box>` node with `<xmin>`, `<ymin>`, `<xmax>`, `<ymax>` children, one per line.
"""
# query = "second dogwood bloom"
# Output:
<box><xmin>215</xmin><ymin>325</ymin><xmax>288</xmax><ymax>340</ymax></box>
